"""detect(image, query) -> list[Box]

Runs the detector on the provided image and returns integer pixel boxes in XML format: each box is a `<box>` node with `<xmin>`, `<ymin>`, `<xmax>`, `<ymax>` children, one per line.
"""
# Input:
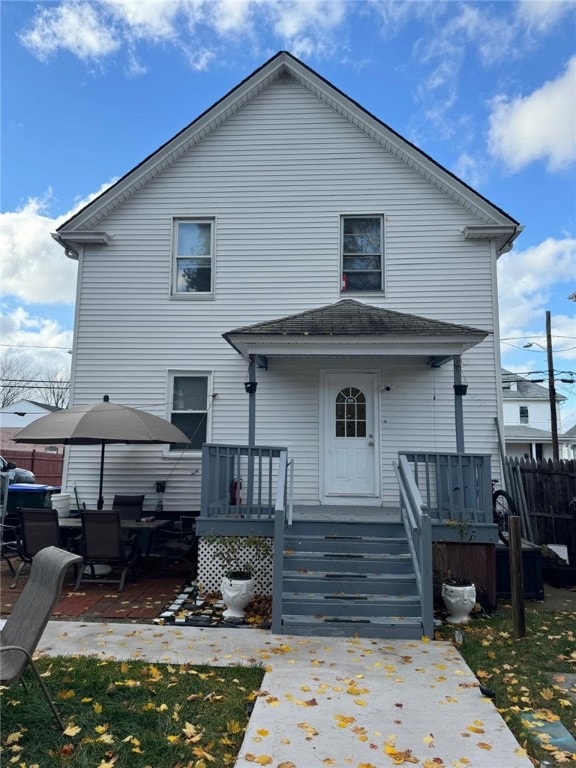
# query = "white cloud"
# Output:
<box><xmin>498</xmin><ymin>236</ymin><xmax>576</xmax><ymax>342</ymax></box>
<box><xmin>488</xmin><ymin>56</ymin><xmax>576</xmax><ymax>172</ymax></box>
<box><xmin>516</xmin><ymin>0</ymin><xmax>573</xmax><ymax>34</ymax></box>
<box><xmin>20</xmin><ymin>2</ymin><xmax>120</xmax><ymax>61</ymax></box>
<box><xmin>1</xmin><ymin>197</ymin><xmax>77</xmax><ymax>305</ymax></box>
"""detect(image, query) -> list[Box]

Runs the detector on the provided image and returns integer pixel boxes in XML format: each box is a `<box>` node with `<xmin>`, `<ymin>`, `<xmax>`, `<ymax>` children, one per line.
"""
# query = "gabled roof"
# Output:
<box><xmin>55</xmin><ymin>51</ymin><xmax>520</xmax><ymax>255</ymax></box>
<box><xmin>501</xmin><ymin>369</ymin><xmax>566</xmax><ymax>402</ymax></box>
<box><xmin>223</xmin><ymin>299</ymin><xmax>488</xmax><ymax>360</ymax></box>
<box><xmin>505</xmin><ymin>425</ymin><xmax>571</xmax><ymax>443</ymax></box>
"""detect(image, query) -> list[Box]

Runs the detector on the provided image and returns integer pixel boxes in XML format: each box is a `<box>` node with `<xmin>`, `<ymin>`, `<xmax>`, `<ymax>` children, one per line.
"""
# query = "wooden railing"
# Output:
<box><xmin>393</xmin><ymin>454</ymin><xmax>433</xmax><ymax>638</ymax></box>
<box><xmin>200</xmin><ymin>444</ymin><xmax>289</xmax><ymax>520</ymax></box>
<box><xmin>400</xmin><ymin>452</ymin><xmax>492</xmax><ymax>525</ymax></box>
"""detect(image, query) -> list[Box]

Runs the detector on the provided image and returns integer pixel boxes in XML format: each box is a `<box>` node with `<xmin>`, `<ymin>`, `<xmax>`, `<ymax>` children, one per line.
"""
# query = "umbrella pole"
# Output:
<box><xmin>97</xmin><ymin>441</ymin><xmax>105</xmax><ymax>510</ymax></box>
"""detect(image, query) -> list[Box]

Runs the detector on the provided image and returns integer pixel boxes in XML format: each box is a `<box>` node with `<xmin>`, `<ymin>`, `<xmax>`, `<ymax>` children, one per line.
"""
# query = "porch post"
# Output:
<box><xmin>453</xmin><ymin>355</ymin><xmax>465</xmax><ymax>453</ymax></box>
<box><xmin>248</xmin><ymin>355</ymin><xmax>256</xmax><ymax>447</ymax></box>
<box><xmin>247</xmin><ymin>355</ymin><xmax>256</xmax><ymax>508</ymax></box>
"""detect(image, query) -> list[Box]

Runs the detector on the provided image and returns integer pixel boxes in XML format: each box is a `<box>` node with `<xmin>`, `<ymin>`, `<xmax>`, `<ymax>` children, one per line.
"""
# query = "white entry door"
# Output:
<box><xmin>321</xmin><ymin>371</ymin><xmax>380</xmax><ymax>501</ymax></box>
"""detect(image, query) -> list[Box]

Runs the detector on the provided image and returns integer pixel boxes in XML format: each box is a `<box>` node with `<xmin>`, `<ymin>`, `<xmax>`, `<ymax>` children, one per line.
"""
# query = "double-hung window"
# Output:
<box><xmin>519</xmin><ymin>406</ymin><xmax>529</xmax><ymax>425</ymax></box>
<box><xmin>341</xmin><ymin>215</ymin><xmax>384</xmax><ymax>293</ymax></box>
<box><xmin>173</xmin><ymin>219</ymin><xmax>214</xmax><ymax>296</ymax></box>
<box><xmin>169</xmin><ymin>374</ymin><xmax>210</xmax><ymax>450</ymax></box>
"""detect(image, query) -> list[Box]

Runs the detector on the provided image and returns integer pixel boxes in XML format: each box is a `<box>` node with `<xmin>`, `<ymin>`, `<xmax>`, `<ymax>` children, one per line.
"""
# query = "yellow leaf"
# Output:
<box><xmin>93</xmin><ymin>702</ymin><xmax>103</xmax><ymax>715</ymax></box>
<box><xmin>57</xmin><ymin>689</ymin><xmax>75</xmax><ymax>700</ymax></box>
<box><xmin>63</xmin><ymin>725</ymin><xmax>81</xmax><ymax>737</ymax></box>
<box><xmin>227</xmin><ymin>720</ymin><xmax>243</xmax><ymax>733</ymax></box>
<box><xmin>95</xmin><ymin>724</ymin><xmax>109</xmax><ymax>734</ymax></box>
<box><xmin>540</xmin><ymin>688</ymin><xmax>555</xmax><ymax>701</ymax></box>
<box><xmin>244</xmin><ymin>754</ymin><xmax>272</xmax><ymax>765</ymax></box>
<box><xmin>97</xmin><ymin>733</ymin><xmax>115</xmax><ymax>745</ymax></box>
<box><xmin>477</xmin><ymin>742</ymin><xmax>492</xmax><ymax>750</ymax></box>
<box><xmin>5</xmin><ymin>731</ymin><xmax>23</xmax><ymax>744</ymax></box>
<box><xmin>354</xmin><ymin>698</ymin><xmax>367</xmax><ymax>706</ymax></box>
<box><xmin>256</xmin><ymin>729</ymin><xmax>269</xmax><ymax>737</ymax></box>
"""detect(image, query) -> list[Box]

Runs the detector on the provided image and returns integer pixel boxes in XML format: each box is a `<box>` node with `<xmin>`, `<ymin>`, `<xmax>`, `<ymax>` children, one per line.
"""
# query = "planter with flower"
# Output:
<box><xmin>207</xmin><ymin>535</ymin><xmax>273</xmax><ymax>619</ymax></box>
<box><xmin>440</xmin><ymin>518</ymin><xmax>477</xmax><ymax>624</ymax></box>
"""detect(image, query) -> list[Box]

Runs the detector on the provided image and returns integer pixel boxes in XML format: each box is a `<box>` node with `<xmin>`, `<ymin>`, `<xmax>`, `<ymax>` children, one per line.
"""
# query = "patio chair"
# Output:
<box><xmin>112</xmin><ymin>494</ymin><xmax>145</xmax><ymax>520</ymax></box>
<box><xmin>75</xmin><ymin>510</ymin><xmax>142</xmax><ymax>592</ymax></box>
<box><xmin>0</xmin><ymin>473</ymin><xmax>19</xmax><ymax>576</ymax></box>
<box><xmin>154</xmin><ymin>515</ymin><xmax>198</xmax><ymax>576</ymax></box>
<box><xmin>1</xmin><ymin>546</ymin><xmax>83</xmax><ymax>730</ymax></box>
<box><xmin>10</xmin><ymin>508</ymin><xmax>64</xmax><ymax>588</ymax></box>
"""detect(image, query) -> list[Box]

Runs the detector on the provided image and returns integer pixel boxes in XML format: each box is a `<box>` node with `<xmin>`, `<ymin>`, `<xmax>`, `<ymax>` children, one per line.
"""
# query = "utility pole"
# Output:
<box><xmin>546</xmin><ymin>310</ymin><xmax>559</xmax><ymax>462</ymax></box>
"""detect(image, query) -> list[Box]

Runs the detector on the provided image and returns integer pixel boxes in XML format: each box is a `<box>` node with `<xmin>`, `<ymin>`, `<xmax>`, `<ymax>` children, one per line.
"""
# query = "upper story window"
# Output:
<box><xmin>341</xmin><ymin>215</ymin><xmax>383</xmax><ymax>293</ymax></box>
<box><xmin>519</xmin><ymin>405</ymin><xmax>529</xmax><ymax>424</ymax></box>
<box><xmin>173</xmin><ymin>219</ymin><xmax>214</xmax><ymax>296</ymax></box>
<box><xmin>169</xmin><ymin>374</ymin><xmax>210</xmax><ymax>450</ymax></box>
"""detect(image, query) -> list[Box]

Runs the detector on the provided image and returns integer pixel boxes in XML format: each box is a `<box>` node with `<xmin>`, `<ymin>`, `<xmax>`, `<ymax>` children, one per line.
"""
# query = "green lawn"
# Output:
<box><xmin>1</xmin><ymin>656</ymin><xmax>265</xmax><ymax>767</ymax></box>
<box><xmin>438</xmin><ymin>607</ymin><xmax>576</xmax><ymax>766</ymax></box>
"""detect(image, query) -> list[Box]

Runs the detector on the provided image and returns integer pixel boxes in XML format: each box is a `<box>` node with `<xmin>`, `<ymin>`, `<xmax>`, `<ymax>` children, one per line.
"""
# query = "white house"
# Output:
<box><xmin>50</xmin><ymin>52</ymin><xmax>523</xmax><ymax>636</ymax></box>
<box><xmin>502</xmin><ymin>369</ymin><xmax>568</xmax><ymax>460</ymax></box>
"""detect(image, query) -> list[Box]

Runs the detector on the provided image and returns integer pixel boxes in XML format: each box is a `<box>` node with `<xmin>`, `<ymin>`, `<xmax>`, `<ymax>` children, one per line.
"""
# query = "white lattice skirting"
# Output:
<box><xmin>197</xmin><ymin>537</ymin><xmax>273</xmax><ymax>594</ymax></box>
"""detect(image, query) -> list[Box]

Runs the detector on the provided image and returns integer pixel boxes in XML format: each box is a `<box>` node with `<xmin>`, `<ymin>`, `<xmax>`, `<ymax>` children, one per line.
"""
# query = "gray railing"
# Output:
<box><xmin>201</xmin><ymin>444</ymin><xmax>289</xmax><ymax>520</ymax></box>
<box><xmin>393</xmin><ymin>454</ymin><xmax>433</xmax><ymax>637</ymax></box>
<box><xmin>400</xmin><ymin>452</ymin><xmax>492</xmax><ymax>525</ymax></box>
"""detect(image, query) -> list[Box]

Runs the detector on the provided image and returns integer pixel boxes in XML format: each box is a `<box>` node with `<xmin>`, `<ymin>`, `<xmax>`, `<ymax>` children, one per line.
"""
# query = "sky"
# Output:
<box><xmin>1</xmin><ymin>0</ymin><xmax>575</xmax><ymax>427</ymax></box>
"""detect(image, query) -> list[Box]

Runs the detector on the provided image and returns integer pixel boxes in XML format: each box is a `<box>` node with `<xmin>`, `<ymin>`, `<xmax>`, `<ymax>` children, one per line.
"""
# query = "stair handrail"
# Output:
<box><xmin>271</xmin><ymin>450</ymin><xmax>289</xmax><ymax>633</ymax></box>
<box><xmin>393</xmin><ymin>454</ymin><xmax>434</xmax><ymax>638</ymax></box>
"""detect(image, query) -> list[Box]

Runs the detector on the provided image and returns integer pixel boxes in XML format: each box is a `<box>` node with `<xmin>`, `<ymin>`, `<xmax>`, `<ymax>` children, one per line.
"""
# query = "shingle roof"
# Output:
<box><xmin>225</xmin><ymin>299</ymin><xmax>487</xmax><ymax>338</ymax></box>
<box><xmin>501</xmin><ymin>369</ymin><xmax>566</xmax><ymax>402</ymax></box>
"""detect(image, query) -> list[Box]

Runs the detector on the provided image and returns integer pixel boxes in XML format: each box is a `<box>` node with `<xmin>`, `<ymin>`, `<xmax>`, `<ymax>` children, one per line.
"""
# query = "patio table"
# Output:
<box><xmin>59</xmin><ymin>517</ymin><xmax>170</xmax><ymax>557</ymax></box>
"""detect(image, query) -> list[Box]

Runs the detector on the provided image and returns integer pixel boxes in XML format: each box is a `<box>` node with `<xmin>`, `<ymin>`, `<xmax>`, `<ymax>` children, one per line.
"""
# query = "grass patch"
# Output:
<box><xmin>438</xmin><ymin>608</ymin><xmax>576</xmax><ymax>765</ymax></box>
<box><xmin>1</xmin><ymin>656</ymin><xmax>265</xmax><ymax>767</ymax></box>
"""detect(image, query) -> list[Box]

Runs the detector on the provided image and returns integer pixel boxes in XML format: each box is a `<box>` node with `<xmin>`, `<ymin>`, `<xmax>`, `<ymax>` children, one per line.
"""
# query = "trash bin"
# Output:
<box><xmin>6</xmin><ymin>484</ymin><xmax>61</xmax><ymax>516</ymax></box>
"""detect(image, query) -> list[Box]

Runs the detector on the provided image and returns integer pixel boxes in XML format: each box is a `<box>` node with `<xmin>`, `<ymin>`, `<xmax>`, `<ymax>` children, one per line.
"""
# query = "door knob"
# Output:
<box><xmin>369</xmin><ymin>441</ymin><xmax>374</xmax><ymax>446</ymax></box>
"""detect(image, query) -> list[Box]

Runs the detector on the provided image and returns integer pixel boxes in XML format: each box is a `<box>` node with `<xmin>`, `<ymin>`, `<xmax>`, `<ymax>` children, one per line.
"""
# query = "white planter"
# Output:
<box><xmin>220</xmin><ymin>573</ymin><xmax>255</xmax><ymax>619</ymax></box>
<box><xmin>441</xmin><ymin>582</ymin><xmax>476</xmax><ymax>624</ymax></box>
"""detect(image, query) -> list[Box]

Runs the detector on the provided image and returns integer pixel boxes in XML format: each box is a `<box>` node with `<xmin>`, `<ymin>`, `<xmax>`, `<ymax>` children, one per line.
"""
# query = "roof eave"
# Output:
<box><xmin>223</xmin><ymin>332</ymin><xmax>487</xmax><ymax>359</ymax></box>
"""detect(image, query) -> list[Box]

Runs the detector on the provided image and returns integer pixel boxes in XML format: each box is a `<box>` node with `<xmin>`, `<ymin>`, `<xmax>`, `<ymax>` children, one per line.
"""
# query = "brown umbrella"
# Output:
<box><xmin>13</xmin><ymin>395</ymin><xmax>190</xmax><ymax>509</ymax></box>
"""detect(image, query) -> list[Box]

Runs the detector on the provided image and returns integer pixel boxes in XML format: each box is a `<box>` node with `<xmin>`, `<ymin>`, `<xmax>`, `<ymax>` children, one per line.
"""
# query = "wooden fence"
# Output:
<box><xmin>503</xmin><ymin>457</ymin><xmax>576</xmax><ymax>556</ymax></box>
<box><xmin>2</xmin><ymin>449</ymin><xmax>64</xmax><ymax>486</ymax></box>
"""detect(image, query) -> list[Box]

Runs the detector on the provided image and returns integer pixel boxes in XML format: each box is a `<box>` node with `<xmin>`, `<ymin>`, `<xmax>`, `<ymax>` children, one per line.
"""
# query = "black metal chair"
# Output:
<box><xmin>154</xmin><ymin>515</ymin><xmax>198</xmax><ymax>576</ymax></box>
<box><xmin>112</xmin><ymin>494</ymin><xmax>145</xmax><ymax>520</ymax></box>
<box><xmin>1</xmin><ymin>546</ymin><xmax>83</xmax><ymax>729</ymax></box>
<box><xmin>11</xmin><ymin>508</ymin><xmax>63</xmax><ymax>588</ymax></box>
<box><xmin>74</xmin><ymin>510</ymin><xmax>142</xmax><ymax>592</ymax></box>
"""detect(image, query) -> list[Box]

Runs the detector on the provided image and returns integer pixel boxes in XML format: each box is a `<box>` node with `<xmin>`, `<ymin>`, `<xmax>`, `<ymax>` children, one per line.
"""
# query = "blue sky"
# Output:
<box><xmin>1</xmin><ymin>0</ymin><xmax>575</xmax><ymax>426</ymax></box>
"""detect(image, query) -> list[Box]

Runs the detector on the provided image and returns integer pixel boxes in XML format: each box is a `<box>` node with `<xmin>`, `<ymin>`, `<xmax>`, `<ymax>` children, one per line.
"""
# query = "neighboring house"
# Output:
<box><xmin>52</xmin><ymin>52</ymin><xmax>523</xmax><ymax>637</ymax></box>
<box><xmin>0</xmin><ymin>400</ymin><xmax>61</xmax><ymax>452</ymax></box>
<box><xmin>564</xmin><ymin>423</ymin><xmax>576</xmax><ymax>460</ymax></box>
<box><xmin>501</xmin><ymin>369</ymin><xmax>568</xmax><ymax>460</ymax></box>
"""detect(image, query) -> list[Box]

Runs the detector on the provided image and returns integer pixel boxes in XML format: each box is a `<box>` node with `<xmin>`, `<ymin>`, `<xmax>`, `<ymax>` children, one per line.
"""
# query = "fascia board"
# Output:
<box><xmin>225</xmin><ymin>333</ymin><xmax>487</xmax><ymax>358</ymax></box>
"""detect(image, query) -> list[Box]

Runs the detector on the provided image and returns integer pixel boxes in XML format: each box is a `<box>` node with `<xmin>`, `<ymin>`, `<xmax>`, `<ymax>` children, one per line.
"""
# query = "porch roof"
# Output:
<box><xmin>223</xmin><ymin>299</ymin><xmax>489</xmax><ymax>361</ymax></box>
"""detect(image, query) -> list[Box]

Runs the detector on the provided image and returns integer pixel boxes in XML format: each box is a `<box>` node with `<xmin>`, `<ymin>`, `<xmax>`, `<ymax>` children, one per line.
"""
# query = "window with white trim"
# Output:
<box><xmin>519</xmin><ymin>406</ymin><xmax>529</xmax><ymax>425</ymax></box>
<box><xmin>341</xmin><ymin>215</ymin><xmax>383</xmax><ymax>292</ymax></box>
<box><xmin>169</xmin><ymin>374</ymin><xmax>210</xmax><ymax>450</ymax></box>
<box><xmin>173</xmin><ymin>219</ymin><xmax>214</xmax><ymax>295</ymax></box>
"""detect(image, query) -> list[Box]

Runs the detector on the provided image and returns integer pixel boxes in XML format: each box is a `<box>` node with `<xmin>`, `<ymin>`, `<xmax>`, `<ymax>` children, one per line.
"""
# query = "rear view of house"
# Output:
<box><xmin>53</xmin><ymin>51</ymin><xmax>522</xmax><ymax>637</ymax></box>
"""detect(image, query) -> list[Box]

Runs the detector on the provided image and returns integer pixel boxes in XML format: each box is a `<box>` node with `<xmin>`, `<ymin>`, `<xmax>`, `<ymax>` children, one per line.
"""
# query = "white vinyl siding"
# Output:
<box><xmin>64</xmin><ymin>76</ymin><xmax>505</xmax><ymax>511</ymax></box>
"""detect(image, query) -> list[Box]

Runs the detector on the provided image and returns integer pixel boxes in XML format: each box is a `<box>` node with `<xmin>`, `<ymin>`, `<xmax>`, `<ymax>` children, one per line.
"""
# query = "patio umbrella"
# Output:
<box><xmin>13</xmin><ymin>395</ymin><xmax>190</xmax><ymax>509</ymax></box>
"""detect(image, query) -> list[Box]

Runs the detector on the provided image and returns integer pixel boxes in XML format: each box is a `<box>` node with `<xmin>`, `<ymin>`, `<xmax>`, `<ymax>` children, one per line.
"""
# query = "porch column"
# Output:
<box><xmin>248</xmin><ymin>355</ymin><xmax>256</xmax><ymax>447</ymax></box>
<box><xmin>453</xmin><ymin>355</ymin><xmax>465</xmax><ymax>453</ymax></box>
<box><xmin>247</xmin><ymin>355</ymin><xmax>256</xmax><ymax>507</ymax></box>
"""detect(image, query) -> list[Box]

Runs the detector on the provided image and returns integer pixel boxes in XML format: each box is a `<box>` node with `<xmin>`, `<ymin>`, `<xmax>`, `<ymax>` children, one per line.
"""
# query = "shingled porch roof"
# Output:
<box><xmin>223</xmin><ymin>299</ymin><xmax>489</xmax><ymax>364</ymax></box>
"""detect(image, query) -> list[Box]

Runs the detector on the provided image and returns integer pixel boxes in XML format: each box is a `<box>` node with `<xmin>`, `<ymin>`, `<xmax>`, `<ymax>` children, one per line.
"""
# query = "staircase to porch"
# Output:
<box><xmin>276</xmin><ymin>518</ymin><xmax>425</xmax><ymax>639</ymax></box>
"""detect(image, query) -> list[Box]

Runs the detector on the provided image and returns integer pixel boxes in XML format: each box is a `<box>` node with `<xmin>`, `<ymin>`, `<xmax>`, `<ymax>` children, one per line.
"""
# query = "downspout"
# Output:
<box><xmin>453</xmin><ymin>355</ymin><xmax>465</xmax><ymax>453</ymax></box>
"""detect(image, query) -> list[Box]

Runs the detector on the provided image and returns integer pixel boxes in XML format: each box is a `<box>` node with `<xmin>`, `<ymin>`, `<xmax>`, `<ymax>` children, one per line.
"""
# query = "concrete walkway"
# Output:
<box><xmin>32</xmin><ymin>620</ymin><xmax>533</xmax><ymax>767</ymax></box>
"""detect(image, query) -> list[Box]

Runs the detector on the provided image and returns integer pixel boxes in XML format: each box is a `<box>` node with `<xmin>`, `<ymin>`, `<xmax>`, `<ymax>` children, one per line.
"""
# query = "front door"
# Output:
<box><xmin>321</xmin><ymin>371</ymin><xmax>380</xmax><ymax>502</ymax></box>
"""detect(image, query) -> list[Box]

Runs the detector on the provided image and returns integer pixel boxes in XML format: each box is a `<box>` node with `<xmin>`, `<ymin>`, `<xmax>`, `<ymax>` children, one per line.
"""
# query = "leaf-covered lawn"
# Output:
<box><xmin>438</xmin><ymin>608</ymin><xmax>576</xmax><ymax>766</ymax></box>
<box><xmin>1</xmin><ymin>656</ymin><xmax>264</xmax><ymax>768</ymax></box>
